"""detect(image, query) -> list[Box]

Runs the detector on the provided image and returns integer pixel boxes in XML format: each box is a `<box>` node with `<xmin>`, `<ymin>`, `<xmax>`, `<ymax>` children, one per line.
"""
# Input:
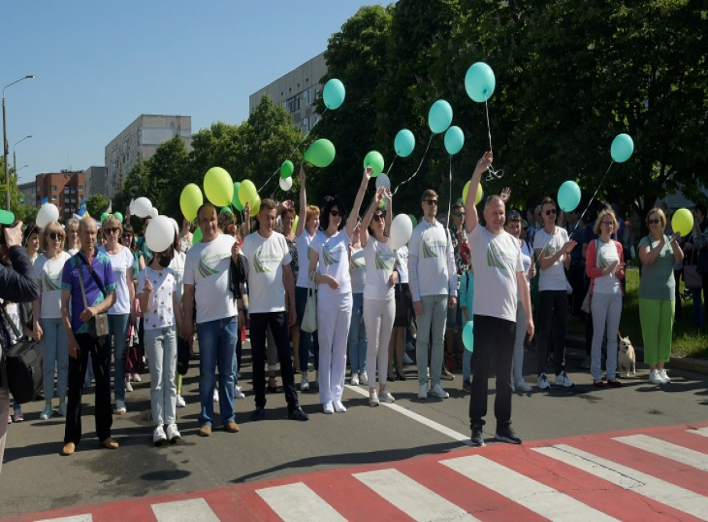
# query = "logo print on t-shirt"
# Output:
<box><xmin>375</xmin><ymin>251</ymin><xmax>392</xmax><ymax>270</ymax></box>
<box><xmin>322</xmin><ymin>244</ymin><xmax>340</xmax><ymax>266</ymax></box>
<box><xmin>486</xmin><ymin>242</ymin><xmax>508</xmax><ymax>271</ymax></box>
<box><xmin>44</xmin><ymin>272</ymin><xmax>62</xmax><ymax>291</ymax></box>
<box><xmin>198</xmin><ymin>256</ymin><xmax>219</xmax><ymax>278</ymax></box>
<box><xmin>253</xmin><ymin>248</ymin><xmax>272</xmax><ymax>274</ymax></box>
<box><xmin>422</xmin><ymin>239</ymin><xmax>439</xmax><ymax>259</ymax></box>
<box><xmin>350</xmin><ymin>254</ymin><xmax>364</xmax><ymax>270</ymax></box>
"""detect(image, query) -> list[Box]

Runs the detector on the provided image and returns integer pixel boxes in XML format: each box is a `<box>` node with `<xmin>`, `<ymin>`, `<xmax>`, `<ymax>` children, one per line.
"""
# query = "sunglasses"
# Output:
<box><xmin>648</xmin><ymin>218</ymin><xmax>661</xmax><ymax>225</ymax></box>
<box><xmin>372</xmin><ymin>214</ymin><xmax>385</xmax><ymax>222</ymax></box>
<box><xmin>48</xmin><ymin>232</ymin><xmax>64</xmax><ymax>241</ymax></box>
<box><xmin>425</xmin><ymin>199</ymin><xmax>438</xmax><ymax>206</ymax></box>
<box><xmin>330</xmin><ymin>210</ymin><xmax>343</xmax><ymax>217</ymax></box>
<box><xmin>122</xmin><ymin>233</ymin><xmax>133</xmax><ymax>238</ymax></box>
<box><xmin>453</xmin><ymin>212</ymin><xmax>465</xmax><ymax>217</ymax></box>
<box><xmin>545</xmin><ymin>209</ymin><xmax>557</xmax><ymax>216</ymax></box>
<box><xmin>104</xmin><ymin>227</ymin><xmax>120</xmax><ymax>234</ymax></box>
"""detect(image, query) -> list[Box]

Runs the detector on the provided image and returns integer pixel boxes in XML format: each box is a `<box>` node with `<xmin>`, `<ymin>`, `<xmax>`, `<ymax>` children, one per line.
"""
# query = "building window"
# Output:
<box><xmin>78</xmin><ymin>185</ymin><xmax>84</xmax><ymax>191</ymax></box>
<box><xmin>51</xmin><ymin>185</ymin><xmax>57</xmax><ymax>191</ymax></box>
<box><xmin>51</xmin><ymin>195</ymin><xmax>57</xmax><ymax>201</ymax></box>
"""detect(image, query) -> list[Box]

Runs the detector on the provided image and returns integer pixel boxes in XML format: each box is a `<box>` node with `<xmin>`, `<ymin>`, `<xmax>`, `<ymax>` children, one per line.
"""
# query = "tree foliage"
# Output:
<box><xmin>86</xmin><ymin>194</ymin><xmax>109</xmax><ymax>219</ymax></box>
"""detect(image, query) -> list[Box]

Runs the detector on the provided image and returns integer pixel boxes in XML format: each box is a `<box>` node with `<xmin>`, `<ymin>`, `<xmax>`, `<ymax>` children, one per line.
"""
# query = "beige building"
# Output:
<box><xmin>84</xmin><ymin>166</ymin><xmax>107</xmax><ymax>199</ymax></box>
<box><xmin>249</xmin><ymin>53</ymin><xmax>327</xmax><ymax>134</ymax></box>
<box><xmin>104</xmin><ymin>115</ymin><xmax>192</xmax><ymax>198</ymax></box>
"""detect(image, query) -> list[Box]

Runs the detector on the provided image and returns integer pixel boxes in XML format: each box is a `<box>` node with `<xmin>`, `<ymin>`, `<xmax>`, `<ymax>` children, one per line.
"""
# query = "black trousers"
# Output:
<box><xmin>469</xmin><ymin>315</ymin><xmax>516</xmax><ymax>429</ymax></box>
<box><xmin>536</xmin><ymin>290</ymin><xmax>568</xmax><ymax>375</ymax></box>
<box><xmin>64</xmin><ymin>333</ymin><xmax>113</xmax><ymax>445</ymax></box>
<box><xmin>250</xmin><ymin>312</ymin><xmax>298</xmax><ymax>411</ymax></box>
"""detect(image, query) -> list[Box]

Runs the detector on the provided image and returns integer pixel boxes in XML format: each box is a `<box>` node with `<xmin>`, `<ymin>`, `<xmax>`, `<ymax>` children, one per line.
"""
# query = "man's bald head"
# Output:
<box><xmin>79</xmin><ymin>217</ymin><xmax>97</xmax><ymax>233</ymax></box>
<box><xmin>484</xmin><ymin>195</ymin><xmax>505</xmax><ymax>210</ymax></box>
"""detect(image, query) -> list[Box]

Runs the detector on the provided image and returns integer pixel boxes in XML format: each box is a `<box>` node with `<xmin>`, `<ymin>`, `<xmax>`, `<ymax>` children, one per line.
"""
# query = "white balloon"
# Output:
<box><xmin>36</xmin><ymin>204</ymin><xmax>59</xmax><ymax>228</ymax></box>
<box><xmin>131</xmin><ymin>197</ymin><xmax>153</xmax><ymax>218</ymax></box>
<box><xmin>149</xmin><ymin>207</ymin><xmax>159</xmax><ymax>219</ymax></box>
<box><xmin>169</xmin><ymin>217</ymin><xmax>179</xmax><ymax>237</ymax></box>
<box><xmin>389</xmin><ymin>214</ymin><xmax>413</xmax><ymax>250</ymax></box>
<box><xmin>145</xmin><ymin>215</ymin><xmax>174</xmax><ymax>253</ymax></box>
<box><xmin>279</xmin><ymin>176</ymin><xmax>293</xmax><ymax>191</ymax></box>
<box><xmin>375</xmin><ymin>173</ymin><xmax>391</xmax><ymax>191</ymax></box>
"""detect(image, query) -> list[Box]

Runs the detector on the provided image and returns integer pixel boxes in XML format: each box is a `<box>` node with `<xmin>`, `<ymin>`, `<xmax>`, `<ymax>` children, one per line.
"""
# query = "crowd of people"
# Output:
<box><xmin>0</xmin><ymin>149</ymin><xmax>705</xmax><ymax>464</ymax></box>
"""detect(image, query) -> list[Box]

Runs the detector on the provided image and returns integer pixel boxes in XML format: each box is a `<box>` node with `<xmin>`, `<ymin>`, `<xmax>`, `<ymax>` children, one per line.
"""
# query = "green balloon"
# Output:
<box><xmin>193</xmin><ymin>227</ymin><xmax>203</xmax><ymax>243</ymax></box>
<box><xmin>281</xmin><ymin>160</ymin><xmax>294</xmax><ymax>179</ymax></box>
<box><xmin>363</xmin><ymin>151</ymin><xmax>385</xmax><ymax>177</ymax></box>
<box><xmin>219</xmin><ymin>206</ymin><xmax>233</xmax><ymax>215</ymax></box>
<box><xmin>304</xmin><ymin>139</ymin><xmax>336</xmax><ymax>168</ymax></box>
<box><xmin>232</xmin><ymin>182</ymin><xmax>243</xmax><ymax>211</ymax></box>
<box><xmin>113</xmin><ymin>212</ymin><xmax>123</xmax><ymax>224</ymax></box>
<box><xmin>408</xmin><ymin>214</ymin><xmax>417</xmax><ymax>228</ymax></box>
<box><xmin>101</xmin><ymin>212</ymin><xmax>110</xmax><ymax>223</ymax></box>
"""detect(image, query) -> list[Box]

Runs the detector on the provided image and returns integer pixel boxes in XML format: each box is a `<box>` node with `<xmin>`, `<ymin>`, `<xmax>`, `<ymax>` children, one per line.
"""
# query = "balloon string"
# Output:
<box><xmin>571</xmin><ymin>161</ymin><xmax>615</xmax><ymax>235</ymax></box>
<box><xmin>393</xmin><ymin>133</ymin><xmax>434</xmax><ymax>196</ymax></box>
<box><xmin>447</xmin><ymin>155</ymin><xmax>453</xmax><ymax>228</ymax></box>
<box><xmin>385</xmin><ymin>154</ymin><xmax>399</xmax><ymax>175</ymax></box>
<box><xmin>485</xmin><ymin>99</ymin><xmax>493</xmax><ymax>153</ymax></box>
<box><xmin>482</xmin><ymin>98</ymin><xmax>505</xmax><ymax>182</ymax></box>
<box><xmin>259</xmin><ymin>108</ymin><xmax>329</xmax><ymax>193</ymax></box>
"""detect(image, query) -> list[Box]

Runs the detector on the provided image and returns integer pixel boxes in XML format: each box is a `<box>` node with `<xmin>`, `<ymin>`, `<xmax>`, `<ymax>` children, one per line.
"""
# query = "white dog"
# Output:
<box><xmin>618</xmin><ymin>336</ymin><xmax>636</xmax><ymax>377</ymax></box>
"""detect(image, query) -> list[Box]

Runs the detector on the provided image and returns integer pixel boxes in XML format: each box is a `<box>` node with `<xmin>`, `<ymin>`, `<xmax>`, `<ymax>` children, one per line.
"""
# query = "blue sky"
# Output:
<box><xmin>5</xmin><ymin>1</ymin><xmax>384</xmax><ymax>185</ymax></box>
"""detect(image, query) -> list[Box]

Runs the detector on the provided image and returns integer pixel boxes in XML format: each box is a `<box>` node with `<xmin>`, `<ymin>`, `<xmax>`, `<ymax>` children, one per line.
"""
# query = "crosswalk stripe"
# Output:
<box><xmin>690</xmin><ymin>427</ymin><xmax>708</xmax><ymax>438</ymax></box>
<box><xmin>151</xmin><ymin>498</ymin><xmax>220</xmax><ymax>521</ymax></box>
<box><xmin>534</xmin><ymin>444</ymin><xmax>708</xmax><ymax>521</ymax></box>
<box><xmin>256</xmin><ymin>482</ymin><xmax>347</xmax><ymax>522</ymax></box>
<box><xmin>441</xmin><ymin>455</ymin><xmax>619</xmax><ymax>521</ymax></box>
<box><xmin>614</xmin><ymin>434</ymin><xmax>708</xmax><ymax>471</ymax></box>
<box><xmin>354</xmin><ymin>468</ymin><xmax>479</xmax><ymax>521</ymax></box>
<box><xmin>37</xmin><ymin>514</ymin><xmax>93</xmax><ymax>522</ymax></box>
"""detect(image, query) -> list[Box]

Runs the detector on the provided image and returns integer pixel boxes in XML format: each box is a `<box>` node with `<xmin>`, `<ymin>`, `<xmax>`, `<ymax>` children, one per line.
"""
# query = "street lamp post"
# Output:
<box><xmin>3</xmin><ymin>75</ymin><xmax>35</xmax><ymax>210</ymax></box>
<box><xmin>13</xmin><ymin>134</ymin><xmax>32</xmax><ymax>176</ymax></box>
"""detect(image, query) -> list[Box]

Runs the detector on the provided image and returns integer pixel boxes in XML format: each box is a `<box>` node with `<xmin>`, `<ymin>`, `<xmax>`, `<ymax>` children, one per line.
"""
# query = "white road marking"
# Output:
<box><xmin>614</xmin><ymin>434</ymin><xmax>708</xmax><ymax>471</ymax></box>
<box><xmin>151</xmin><ymin>498</ymin><xmax>219</xmax><ymax>521</ymax></box>
<box><xmin>689</xmin><ymin>427</ymin><xmax>708</xmax><ymax>438</ymax></box>
<box><xmin>441</xmin><ymin>454</ymin><xmax>618</xmax><ymax>521</ymax></box>
<box><xmin>256</xmin><ymin>482</ymin><xmax>347</xmax><ymax>522</ymax></box>
<box><xmin>534</xmin><ymin>444</ymin><xmax>708</xmax><ymax>521</ymax></box>
<box><xmin>36</xmin><ymin>516</ymin><xmax>92</xmax><ymax>522</ymax></box>
<box><xmin>354</xmin><ymin>468</ymin><xmax>479</xmax><ymax>521</ymax></box>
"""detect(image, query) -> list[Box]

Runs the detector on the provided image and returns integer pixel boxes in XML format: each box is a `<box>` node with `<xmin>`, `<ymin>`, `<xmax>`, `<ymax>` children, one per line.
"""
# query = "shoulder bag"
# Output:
<box><xmin>684</xmin><ymin>244</ymin><xmax>703</xmax><ymax>290</ymax></box>
<box><xmin>301</xmin><ymin>272</ymin><xmax>317</xmax><ymax>333</ymax></box>
<box><xmin>1</xmin><ymin>305</ymin><xmax>43</xmax><ymax>404</ymax></box>
<box><xmin>581</xmin><ymin>240</ymin><xmax>600</xmax><ymax>314</ymax></box>
<box><xmin>77</xmin><ymin>254</ymin><xmax>110</xmax><ymax>338</ymax></box>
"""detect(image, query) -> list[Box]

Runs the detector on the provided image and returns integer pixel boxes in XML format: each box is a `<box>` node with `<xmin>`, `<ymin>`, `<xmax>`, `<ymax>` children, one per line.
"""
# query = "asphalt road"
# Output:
<box><xmin>1</xmin><ymin>341</ymin><xmax>706</xmax><ymax>517</ymax></box>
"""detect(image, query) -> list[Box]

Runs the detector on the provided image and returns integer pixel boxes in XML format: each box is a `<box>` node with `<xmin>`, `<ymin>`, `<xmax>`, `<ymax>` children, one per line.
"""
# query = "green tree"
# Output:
<box><xmin>86</xmin><ymin>194</ymin><xmax>109</xmax><ymax>220</ymax></box>
<box><xmin>0</xmin><ymin>158</ymin><xmax>36</xmax><ymax>223</ymax></box>
<box><xmin>114</xmin><ymin>159</ymin><xmax>149</xmax><ymax>215</ymax></box>
<box><xmin>144</xmin><ymin>136</ymin><xmax>189</xmax><ymax>218</ymax></box>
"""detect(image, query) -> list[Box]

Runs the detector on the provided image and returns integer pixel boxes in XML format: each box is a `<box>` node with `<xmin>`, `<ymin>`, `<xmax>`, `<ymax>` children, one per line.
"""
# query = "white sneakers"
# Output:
<box><xmin>430</xmin><ymin>384</ymin><xmax>449</xmax><ymax>399</ymax></box>
<box><xmin>351</xmin><ymin>373</ymin><xmax>360</xmax><ymax>386</ymax></box>
<box><xmin>234</xmin><ymin>386</ymin><xmax>245</xmax><ymax>399</ymax></box>
<box><xmin>359</xmin><ymin>371</ymin><xmax>369</xmax><ymax>386</ymax></box>
<box><xmin>538</xmin><ymin>372</ymin><xmax>574</xmax><ymax>389</ymax></box>
<box><xmin>323</xmin><ymin>401</ymin><xmax>334</xmax><ymax>414</ymax></box>
<box><xmin>166</xmin><ymin>423</ymin><xmax>181</xmax><ymax>443</ymax></box>
<box><xmin>369</xmin><ymin>389</ymin><xmax>380</xmax><ymax>407</ymax></box>
<box><xmin>514</xmin><ymin>380</ymin><xmax>533</xmax><ymax>393</ymax></box>
<box><xmin>649</xmin><ymin>369</ymin><xmax>671</xmax><ymax>384</ymax></box>
<box><xmin>418</xmin><ymin>384</ymin><xmax>428</xmax><ymax>400</ymax></box>
<box><xmin>176</xmin><ymin>395</ymin><xmax>186</xmax><ymax>408</ymax></box>
<box><xmin>153</xmin><ymin>425</ymin><xmax>167</xmax><ymax>446</ymax></box>
<box><xmin>379</xmin><ymin>387</ymin><xmax>395</xmax><ymax>403</ymax></box>
<box><xmin>537</xmin><ymin>373</ymin><xmax>551</xmax><ymax>389</ymax></box>
<box><xmin>300</xmin><ymin>375</ymin><xmax>309</xmax><ymax>391</ymax></box>
<box><xmin>554</xmin><ymin>371</ymin><xmax>574</xmax><ymax>387</ymax></box>
<box><xmin>660</xmin><ymin>369</ymin><xmax>671</xmax><ymax>383</ymax></box>
<box><xmin>333</xmin><ymin>400</ymin><xmax>347</xmax><ymax>413</ymax></box>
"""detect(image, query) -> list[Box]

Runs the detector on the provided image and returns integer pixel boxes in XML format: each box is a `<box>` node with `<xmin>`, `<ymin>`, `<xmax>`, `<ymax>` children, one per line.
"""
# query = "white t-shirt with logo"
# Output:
<box><xmin>350</xmin><ymin>246</ymin><xmax>366</xmax><ymax>294</ymax></box>
<box><xmin>183</xmin><ymin>234</ymin><xmax>238</xmax><ymax>324</ymax></box>
<box><xmin>310</xmin><ymin>228</ymin><xmax>351</xmax><ymax>303</ymax></box>
<box><xmin>34</xmin><ymin>252</ymin><xmax>72</xmax><ymax>319</ymax></box>
<box><xmin>169</xmin><ymin>250</ymin><xmax>186</xmax><ymax>305</ymax></box>
<box><xmin>137</xmin><ymin>267</ymin><xmax>176</xmax><ymax>330</ymax></box>
<box><xmin>533</xmin><ymin>226</ymin><xmax>569</xmax><ymax>292</ymax></box>
<box><xmin>395</xmin><ymin>245</ymin><xmax>409</xmax><ymax>284</ymax></box>
<box><xmin>295</xmin><ymin>231</ymin><xmax>321</xmax><ymax>289</ymax></box>
<box><xmin>517</xmin><ymin>240</ymin><xmax>533</xmax><ymax>300</ymax></box>
<box><xmin>99</xmin><ymin>246</ymin><xmax>135</xmax><ymax>315</ymax></box>
<box><xmin>241</xmin><ymin>231</ymin><xmax>292</xmax><ymax>314</ymax></box>
<box><xmin>469</xmin><ymin>226</ymin><xmax>523</xmax><ymax>322</ymax></box>
<box><xmin>592</xmin><ymin>239</ymin><xmax>621</xmax><ymax>294</ymax></box>
<box><xmin>363</xmin><ymin>238</ymin><xmax>396</xmax><ymax>301</ymax></box>
<box><xmin>407</xmin><ymin>220</ymin><xmax>457</xmax><ymax>301</ymax></box>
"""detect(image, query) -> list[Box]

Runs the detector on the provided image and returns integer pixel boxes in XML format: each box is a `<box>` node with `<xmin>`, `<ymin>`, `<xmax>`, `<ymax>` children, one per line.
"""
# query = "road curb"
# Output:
<box><xmin>567</xmin><ymin>335</ymin><xmax>708</xmax><ymax>376</ymax></box>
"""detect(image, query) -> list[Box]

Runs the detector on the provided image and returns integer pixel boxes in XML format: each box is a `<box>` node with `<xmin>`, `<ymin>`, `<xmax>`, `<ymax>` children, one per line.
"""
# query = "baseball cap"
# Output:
<box><xmin>0</xmin><ymin>209</ymin><xmax>15</xmax><ymax>226</ymax></box>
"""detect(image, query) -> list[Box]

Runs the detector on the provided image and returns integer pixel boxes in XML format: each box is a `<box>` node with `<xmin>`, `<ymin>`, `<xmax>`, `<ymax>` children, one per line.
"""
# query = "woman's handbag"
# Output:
<box><xmin>684</xmin><ymin>245</ymin><xmax>703</xmax><ymax>290</ymax></box>
<box><xmin>301</xmin><ymin>272</ymin><xmax>317</xmax><ymax>333</ymax></box>
<box><xmin>1</xmin><ymin>305</ymin><xmax>43</xmax><ymax>404</ymax></box>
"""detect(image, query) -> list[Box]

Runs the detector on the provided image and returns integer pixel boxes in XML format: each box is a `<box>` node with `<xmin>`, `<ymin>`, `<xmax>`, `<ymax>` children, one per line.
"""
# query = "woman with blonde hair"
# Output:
<box><xmin>32</xmin><ymin>222</ymin><xmax>72</xmax><ymax>419</ymax></box>
<box><xmin>638</xmin><ymin>208</ymin><xmax>682</xmax><ymax>385</ymax></box>
<box><xmin>585</xmin><ymin>209</ymin><xmax>625</xmax><ymax>387</ymax></box>
<box><xmin>65</xmin><ymin>218</ymin><xmax>81</xmax><ymax>255</ymax></box>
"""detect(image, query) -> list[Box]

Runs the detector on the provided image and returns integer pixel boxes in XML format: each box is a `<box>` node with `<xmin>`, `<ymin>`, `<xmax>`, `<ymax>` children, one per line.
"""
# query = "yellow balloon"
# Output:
<box><xmin>204</xmin><ymin>167</ymin><xmax>234</xmax><ymax>206</ymax></box>
<box><xmin>671</xmin><ymin>208</ymin><xmax>694</xmax><ymax>237</ymax></box>
<box><xmin>462</xmin><ymin>180</ymin><xmax>483</xmax><ymax>205</ymax></box>
<box><xmin>238</xmin><ymin>179</ymin><xmax>258</xmax><ymax>207</ymax></box>
<box><xmin>250</xmin><ymin>195</ymin><xmax>261</xmax><ymax>217</ymax></box>
<box><xmin>180</xmin><ymin>184</ymin><xmax>203</xmax><ymax>221</ymax></box>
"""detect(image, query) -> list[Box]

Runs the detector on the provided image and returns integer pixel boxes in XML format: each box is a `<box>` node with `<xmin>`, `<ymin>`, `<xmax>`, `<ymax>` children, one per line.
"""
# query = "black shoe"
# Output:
<box><xmin>396</xmin><ymin>369</ymin><xmax>406</xmax><ymax>381</ymax></box>
<box><xmin>251</xmin><ymin>407</ymin><xmax>265</xmax><ymax>421</ymax></box>
<box><xmin>387</xmin><ymin>374</ymin><xmax>396</xmax><ymax>382</ymax></box>
<box><xmin>288</xmin><ymin>407</ymin><xmax>309</xmax><ymax>421</ymax></box>
<box><xmin>495</xmin><ymin>425</ymin><xmax>522</xmax><ymax>444</ymax></box>
<box><xmin>471</xmin><ymin>425</ymin><xmax>485</xmax><ymax>447</ymax></box>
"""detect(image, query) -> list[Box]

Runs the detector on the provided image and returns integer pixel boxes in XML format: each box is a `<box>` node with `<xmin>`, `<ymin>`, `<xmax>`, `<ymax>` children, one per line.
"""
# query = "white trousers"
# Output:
<box><xmin>591</xmin><ymin>291</ymin><xmax>622</xmax><ymax>381</ymax></box>
<box><xmin>363</xmin><ymin>297</ymin><xmax>395</xmax><ymax>386</ymax></box>
<box><xmin>317</xmin><ymin>295</ymin><xmax>352</xmax><ymax>404</ymax></box>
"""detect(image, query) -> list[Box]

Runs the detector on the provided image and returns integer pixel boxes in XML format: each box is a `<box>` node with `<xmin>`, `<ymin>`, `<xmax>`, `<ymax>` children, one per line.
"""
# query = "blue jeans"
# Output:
<box><xmin>295</xmin><ymin>286</ymin><xmax>318</xmax><ymax>372</ymax></box>
<box><xmin>197</xmin><ymin>316</ymin><xmax>238</xmax><ymax>427</ymax></box>
<box><xmin>40</xmin><ymin>318</ymin><xmax>69</xmax><ymax>400</ymax></box>
<box><xmin>108</xmin><ymin>314</ymin><xmax>130</xmax><ymax>404</ymax></box>
<box><xmin>145</xmin><ymin>326</ymin><xmax>177</xmax><ymax>425</ymax></box>
<box><xmin>347</xmin><ymin>293</ymin><xmax>367</xmax><ymax>374</ymax></box>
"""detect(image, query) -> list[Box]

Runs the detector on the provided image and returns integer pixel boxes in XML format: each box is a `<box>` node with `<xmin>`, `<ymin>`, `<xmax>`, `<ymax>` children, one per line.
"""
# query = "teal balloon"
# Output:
<box><xmin>304</xmin><ymin>139</ymin><xmax>336</xmax><ymax>168</ymax></box>
<box><xmin>113</xmin><ymin>212</ymin><xmax>123</xmax><ymax>224</ymax></box>
<box><xmin>323</xmin><ymin>79</ymin><xmax>346</xmax><ymax>110</ymax></box>
<box><xmin>100</xmin><ymin>212</ymin><xmax>110</xmax><ymax>223</ymax></box>
<box><xmin>232</xmin><ymin>182</ymin><xmax>243</xmax><ymax>211</ymax></box>
<box><xmin>463</xmin><ymin>321</ymin><xmax>474</xmax><ymax>353</ymax></box>
<box><xmin>558</xmin><ymin>181</ymin><xmax>581</xmax><ymax>212</ymax></box>
<box><xmin>428</xmin><ymin>100</ymin><xmax>453</xmax><ymax>134</ymax></box>
<box><xmin>465</xmin><ymin>62</ymin><xmax>496</xmax><ymax>103</ymax></box>
<box><xmin>394</xmin><ymin>129</ymin><xmax>416</xmax><ymax>158</ymax></box>
<box><xmin>444</xmin><ymin>126</ymin><xmax>465</xmax><ymax>155</ymax></box>
<box><xmin>280</xmin><ymin>160</ymin><xmax>294</xmax><ymax>179</ymax></box>
<box><xmin>611</xmin><ymin>133</ymin><xmax>634</xmax><ymax>163</ymax></box>
<box><xmin>363</xmin><ymin>150</ymin><xmax>385</xmax><ymax>177</ymax></box>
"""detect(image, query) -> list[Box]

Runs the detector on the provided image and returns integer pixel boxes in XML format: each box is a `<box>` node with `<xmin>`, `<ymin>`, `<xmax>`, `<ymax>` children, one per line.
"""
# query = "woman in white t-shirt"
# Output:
<box><xmin>347</xmin><ymin>225</ymin><xmax>368</xmax><ymax>386</ymax></box>
<box><xmin>308</xmin><ymin>167</ymin><xmax>371</xmax><ymax>414</ymax></box>
<box><xmin>99</xmin><ymin>215</ymin><xmax>136</xmax><ymax>414</ymax></box>
<box><xmin>138</xmin><ymin>246</ymin><xmax>182</xmax><ymax>446</ymax></box>
<box><xmin>360</xmin><ymin>187</ymin><xmax>397</xmax><ymax>406</ymax></box>
<box><xmin>32</xmin><ymin>221</ymin><xmax>72</xmax><ymax>420</ymax></box>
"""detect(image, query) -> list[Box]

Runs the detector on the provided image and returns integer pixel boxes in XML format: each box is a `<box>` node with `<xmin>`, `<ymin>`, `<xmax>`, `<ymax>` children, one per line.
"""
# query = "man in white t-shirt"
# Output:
<box><xmin>408</xmin><ymin>189</ymin><xmax>457</xmax><ymax>401</ymax></box>
<box><xmin>533</xmin><ymin>196</ymin><xmax>577</xmax><ymax>390</ymax></box>
<box><xmin>183</xmin><ymin>205</ymin><xmax>243</xmax><ymax>437</ymax></box>
<box><xmin>465</xmin><ymin>151</ymin><xmax>534</xmax><ymax>447</ymax></box>
<box><xmin>240</xmin><ymin>199</ymin><xmax>308</xmax><ymax>422</ymax></box>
